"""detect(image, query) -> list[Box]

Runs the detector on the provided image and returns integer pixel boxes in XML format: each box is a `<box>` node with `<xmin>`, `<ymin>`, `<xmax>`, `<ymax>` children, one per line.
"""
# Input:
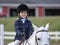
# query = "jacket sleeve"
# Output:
<box><xmin>28</xmin><ymin>21</ymin><xmax>34</xmax><ymax>37</ymax></box>
<box><xmin>14</xmin><ymin>21</ymin><xmax>21</xmax><ymax>34</ymax></box>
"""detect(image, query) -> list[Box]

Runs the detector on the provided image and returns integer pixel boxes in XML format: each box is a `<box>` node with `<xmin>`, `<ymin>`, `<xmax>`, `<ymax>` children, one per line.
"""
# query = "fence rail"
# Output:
<box><xmin>4</xmin><ymin>31</ymin><xmax>60</xmax><ymax>41</ymax></box>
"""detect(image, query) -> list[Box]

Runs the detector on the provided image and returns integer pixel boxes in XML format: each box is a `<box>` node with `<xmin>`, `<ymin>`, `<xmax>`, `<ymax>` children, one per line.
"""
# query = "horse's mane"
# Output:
<box><xmin>28</xmin><ymin>31</ymin><xmax>35</xmax><ymax>41</ymax></box>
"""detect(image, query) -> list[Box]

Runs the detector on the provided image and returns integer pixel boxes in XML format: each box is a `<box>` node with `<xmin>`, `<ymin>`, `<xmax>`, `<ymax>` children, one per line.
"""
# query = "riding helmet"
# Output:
<box><xmin>17</xmin><ymin>4</ymin><xmax>29</xmax><ymax>13</ymax></box>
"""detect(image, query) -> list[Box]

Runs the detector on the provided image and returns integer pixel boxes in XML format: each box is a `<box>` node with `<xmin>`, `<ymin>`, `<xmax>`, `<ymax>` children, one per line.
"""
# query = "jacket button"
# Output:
<box><xmin>23</xmin><ymin>29</ymin><xmax>25</xmax><ymax>31</ymax></box>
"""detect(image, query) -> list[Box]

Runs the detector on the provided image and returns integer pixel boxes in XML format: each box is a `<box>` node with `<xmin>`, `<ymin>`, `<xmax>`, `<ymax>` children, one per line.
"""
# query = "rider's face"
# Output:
<box><xmin>18</xmin><ymin>11</ymin><xmax>27</xmax><ymax>18</ymax></box>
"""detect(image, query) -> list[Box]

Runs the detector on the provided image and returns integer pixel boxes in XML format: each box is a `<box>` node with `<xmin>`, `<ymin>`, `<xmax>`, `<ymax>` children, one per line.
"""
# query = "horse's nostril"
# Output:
<box><xmin>44</xmin><ymin>44</ymin><xmax>48</xmax><ymax>45</ymax></box>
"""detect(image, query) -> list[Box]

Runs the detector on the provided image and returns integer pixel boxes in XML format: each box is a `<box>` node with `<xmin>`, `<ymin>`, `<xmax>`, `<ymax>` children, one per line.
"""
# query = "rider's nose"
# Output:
<box><xmin>44</xmin><ymin>44</ymin><xmax>48</xmax><ymax>45</ymax></box>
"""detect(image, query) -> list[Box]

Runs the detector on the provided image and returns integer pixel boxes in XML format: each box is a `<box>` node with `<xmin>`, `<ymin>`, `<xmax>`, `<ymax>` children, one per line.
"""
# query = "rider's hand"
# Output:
<box><xmin>18</xmin><ymin>32</ymin><xmax>25</xmax><ymax>37</ymax></box>
<box><xmin>21</xmin><ymin>33</ymin><xmax>25</xmax><ymax>36</ymax></box>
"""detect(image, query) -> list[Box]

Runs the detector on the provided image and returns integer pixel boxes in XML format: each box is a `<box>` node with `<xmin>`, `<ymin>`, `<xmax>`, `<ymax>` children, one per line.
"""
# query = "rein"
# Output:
<box><xmin>35</xmin><ymin>36</ymin><xmax>39</xmax><ymax>45</ymax></box>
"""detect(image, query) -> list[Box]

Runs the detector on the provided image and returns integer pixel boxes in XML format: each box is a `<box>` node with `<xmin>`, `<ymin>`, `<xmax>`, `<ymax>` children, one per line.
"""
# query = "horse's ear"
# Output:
<box><xmin>32</xmin><ymin>23</ymin><xmax>39</xmax><ymax>31</ymax></box>
<box><xmin>44</xmin><ymin>23</ymin><xmax>50</xmax><ymax>31</ymax></box>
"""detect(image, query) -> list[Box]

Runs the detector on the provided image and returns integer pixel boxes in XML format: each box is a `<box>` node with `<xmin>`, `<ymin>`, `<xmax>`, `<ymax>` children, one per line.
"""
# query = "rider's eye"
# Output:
<box><xmin>38</xmin><ymin>38</ymin><xmax>40</xmax><ymax>40</ymax></box>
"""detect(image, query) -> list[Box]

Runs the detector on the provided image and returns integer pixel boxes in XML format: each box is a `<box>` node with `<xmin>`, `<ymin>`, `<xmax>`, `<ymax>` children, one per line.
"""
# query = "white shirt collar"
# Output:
<box><xmin>21</xmin><ymin>19</ymin><xmax>26</xmax><ymax>23</ymax></box>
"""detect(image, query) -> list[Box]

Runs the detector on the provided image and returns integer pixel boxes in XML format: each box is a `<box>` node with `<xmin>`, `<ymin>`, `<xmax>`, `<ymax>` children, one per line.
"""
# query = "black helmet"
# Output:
<box><xmin>17</xmin><ymin>4</ymin><xmax>29</xmax><ymax>13</ymax></box>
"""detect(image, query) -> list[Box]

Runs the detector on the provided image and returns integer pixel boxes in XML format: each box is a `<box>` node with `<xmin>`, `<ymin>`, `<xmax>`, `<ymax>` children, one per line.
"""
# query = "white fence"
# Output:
<box><xmin>4</xmin><ymin>31</ymin><xmax>60</xmax><ymax>41</ymax></box>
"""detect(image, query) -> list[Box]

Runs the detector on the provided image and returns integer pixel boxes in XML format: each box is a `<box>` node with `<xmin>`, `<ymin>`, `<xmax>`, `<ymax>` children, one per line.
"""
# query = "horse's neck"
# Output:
<box><xmin>27</xmin><ymin>31</ymin><xmax>36</xmax><ymax>45</ymax></box>
<box><xmin>23</xmin><ymin>31</ymin><xmax>37</xmax><ymax>45</ymax></box>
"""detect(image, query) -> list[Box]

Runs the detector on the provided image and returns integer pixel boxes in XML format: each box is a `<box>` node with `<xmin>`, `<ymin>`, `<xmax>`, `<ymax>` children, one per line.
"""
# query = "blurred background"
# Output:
<box><xmin>0</xmin><ymin>0</ymin><xmax>60</xmax><ymax>45</ymax></box>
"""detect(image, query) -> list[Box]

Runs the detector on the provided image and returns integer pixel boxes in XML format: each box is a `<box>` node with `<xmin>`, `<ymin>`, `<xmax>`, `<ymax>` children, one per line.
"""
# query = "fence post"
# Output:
<box><xmin>55</xmin><ymin>31</ymin><xmax>58</xmax><ymax>41</ymax></box>
<box><xmin>0</xmin><ymin>24</ymin><xmax>4</xmax><ymax>45</ymax></box>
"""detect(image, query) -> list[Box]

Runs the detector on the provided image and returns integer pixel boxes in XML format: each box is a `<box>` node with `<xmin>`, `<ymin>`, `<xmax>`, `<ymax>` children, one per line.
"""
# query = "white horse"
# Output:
<box><xmin>8</xmin><ymin>23</ymin><xmax>50</xmax><ymax>45</ymax></box>
<box><xmin>34</xmin><ymin>23</ymin><xmax>50</xmax><ymax>45</ymax></box>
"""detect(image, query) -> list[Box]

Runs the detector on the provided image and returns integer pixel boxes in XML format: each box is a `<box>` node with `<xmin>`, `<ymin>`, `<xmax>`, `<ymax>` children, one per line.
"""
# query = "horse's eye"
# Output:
<box><xmin>38</xmin><ymin>38</ymin><xmax>40</xmax><ymax>40</ymax></box>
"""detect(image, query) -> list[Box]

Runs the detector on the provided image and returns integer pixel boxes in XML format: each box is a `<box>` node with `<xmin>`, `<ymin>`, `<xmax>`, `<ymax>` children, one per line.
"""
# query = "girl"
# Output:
<box><xmin>14</xmin><ymin>4</ymin><xmax>34</xmax><ymax>45</ymax></box>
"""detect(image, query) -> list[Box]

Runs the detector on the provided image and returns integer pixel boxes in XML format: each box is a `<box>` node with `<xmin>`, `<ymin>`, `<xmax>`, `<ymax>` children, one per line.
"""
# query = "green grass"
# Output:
<box><xmin>0</xmin><ymin>16</ymin><xmax>60</xmax><ymax>31</ymax></box>
<box><xmin>50</xmin><ymin>40</ymin><xmax>60</xmax><ymax>45</ymax></box>
<box><xmin>4</xmin><ymin>40</ymin><xmax>13</xmax><ymax>45</ymax></box>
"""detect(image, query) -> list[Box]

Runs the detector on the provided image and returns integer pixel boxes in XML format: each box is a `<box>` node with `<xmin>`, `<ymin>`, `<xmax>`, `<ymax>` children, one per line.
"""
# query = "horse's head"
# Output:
<box><xmin>35</xmin><ymin>23</ymin><xmax>50</xmax><ymax>45</ymax></box>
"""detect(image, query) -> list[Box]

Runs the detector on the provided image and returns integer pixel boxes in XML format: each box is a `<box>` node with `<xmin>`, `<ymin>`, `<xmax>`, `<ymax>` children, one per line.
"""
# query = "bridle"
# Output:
<box><xmin>35</xmin><ymin>30</ymin><xmax>48</xmax><ymax>45</ymax></box>
<box><xmin>21</xmin><ymin>30</ymin><xmax>48</xmax><ymax>45</ymax></box>
<box><xmin>36</xmin><ymin>30</ymin><xmax>48</xmax><ymax>34</ymax></box>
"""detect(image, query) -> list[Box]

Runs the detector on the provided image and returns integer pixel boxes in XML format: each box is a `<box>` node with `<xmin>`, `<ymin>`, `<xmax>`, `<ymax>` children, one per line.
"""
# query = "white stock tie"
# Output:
<box><xmin>21</xmin><ymin>19</ymin><xmax>25</xmax><ymax>23</ymax></box>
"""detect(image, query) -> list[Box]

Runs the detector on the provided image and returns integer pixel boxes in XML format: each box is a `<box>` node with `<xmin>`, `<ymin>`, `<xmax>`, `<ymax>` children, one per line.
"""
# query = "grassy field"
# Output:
<box><xmin>0</xmin><ymin>16</ymin><xmax>60</xmax><ymax>31</ymax></box>
<box><xmin>0</xmin><ymin>16</ymin><xmax>60</xmax><ymax>45</ymax></box>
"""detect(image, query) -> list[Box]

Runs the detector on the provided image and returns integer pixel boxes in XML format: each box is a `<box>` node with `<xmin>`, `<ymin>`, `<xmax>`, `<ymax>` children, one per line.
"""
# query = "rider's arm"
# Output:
<box><xmin>28</xmin><ymin>21</ymin><xmax>34</xmax><ymax>37</ymax></box>
<box><xmin>14</xmin><ymin>20</ymin><xmax>21</xmax><ymax>35</ymax></box>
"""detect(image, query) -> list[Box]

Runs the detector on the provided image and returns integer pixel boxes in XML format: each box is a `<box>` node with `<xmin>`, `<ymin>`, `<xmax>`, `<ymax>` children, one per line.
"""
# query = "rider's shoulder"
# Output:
<box><xmin>27</xmin><ymin>19</ymin><xmax>32</xmax><ymax>23</ymax></box>
<box><xmin>14</xmin><ymin>19</ymin><xmax>20</xmax><ymax>24</ymax></box>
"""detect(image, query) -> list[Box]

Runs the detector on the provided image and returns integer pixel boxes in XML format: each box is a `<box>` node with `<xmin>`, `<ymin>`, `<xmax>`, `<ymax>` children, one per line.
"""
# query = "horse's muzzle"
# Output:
<box><xmin>44</xmin><ymin>44</ymin><xmax>48</xmax><ymax>45</ymax></box>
